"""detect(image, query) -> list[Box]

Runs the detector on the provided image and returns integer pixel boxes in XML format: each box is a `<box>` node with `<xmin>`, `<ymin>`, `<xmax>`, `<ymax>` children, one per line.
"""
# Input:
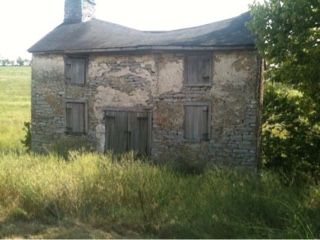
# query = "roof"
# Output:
<box><xmin>28</xmin><ymin>11</ymin><xmax>255</xmax><ymax>53</ymax></box>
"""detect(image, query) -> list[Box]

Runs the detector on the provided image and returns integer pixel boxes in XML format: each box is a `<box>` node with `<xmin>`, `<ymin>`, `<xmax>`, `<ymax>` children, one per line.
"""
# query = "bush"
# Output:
<box><xmin>262</xmin><ymin>82</ymin><xmax>320</xmax><ymax>185</ymax></box>
<box><xmin>21</xmin><ymin>122</ymin><xmax>31</xmax><ymax>152</ymax></box>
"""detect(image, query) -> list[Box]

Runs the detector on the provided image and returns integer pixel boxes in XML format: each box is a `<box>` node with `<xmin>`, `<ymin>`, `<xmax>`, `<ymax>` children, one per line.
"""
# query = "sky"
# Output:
<box><xmin>0</xmin><ymin>0</ymin><xmax>258</xmax><ymax>60</ymax></box>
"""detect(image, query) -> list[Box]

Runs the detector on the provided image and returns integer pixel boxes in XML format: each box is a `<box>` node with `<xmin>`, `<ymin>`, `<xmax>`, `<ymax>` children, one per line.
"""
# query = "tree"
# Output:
<box><xmin>1</xmin><ymin>59</ymin><xmax>10</xmax><ymax>66</ymax></box>
<box><xmin>248</xmin><ymin>0</ymin><xmax>320</xmax><ymax>184</ymax></box>
<box><xmin>248</xmin><ymin>0</ymin><xmax>320</xmax><ymax>102</ymax></box>
<box><xmin>16</xmin><ymin>57</ymin><xmax>24</xmax><ymax>66</ymax></box>
<box><xmin>24</xmin><ymin>59</ymin><xmax>31</xmax><ymax>66</ymax></box>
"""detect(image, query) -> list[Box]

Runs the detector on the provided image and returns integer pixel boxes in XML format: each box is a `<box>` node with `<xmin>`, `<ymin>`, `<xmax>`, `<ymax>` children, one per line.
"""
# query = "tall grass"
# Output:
<box><xmin>0</xmin><ymin>151</ymin><xmax>318</xmax><ymax>238</ymax></box>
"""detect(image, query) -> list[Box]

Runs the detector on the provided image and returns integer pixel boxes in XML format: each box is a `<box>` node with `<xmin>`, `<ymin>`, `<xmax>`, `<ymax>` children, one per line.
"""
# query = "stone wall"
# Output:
<box><xmin>31</xmin><ymin>50</ymin><xmax>262</xmax><ymax>167</ymax></box>
<box><xmin>31</xmin><ymin>54</ymin><xmax>65</xmax><ymax>151</ymax></box>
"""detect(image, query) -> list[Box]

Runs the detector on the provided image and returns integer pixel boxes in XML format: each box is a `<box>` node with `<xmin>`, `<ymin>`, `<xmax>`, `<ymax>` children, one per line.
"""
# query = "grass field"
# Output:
<box><xmin>0</xmin><ymin>66</ymin><xmax>319</xmax><ymax>238</ymax></box>
<box><xmin>0</xmin><ymin>66</ymin><xmax>30</xmax><ymax>151</ymax></box>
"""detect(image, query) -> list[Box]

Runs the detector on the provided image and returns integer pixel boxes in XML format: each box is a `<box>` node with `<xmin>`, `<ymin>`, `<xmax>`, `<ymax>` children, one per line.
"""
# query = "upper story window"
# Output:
<box><xmin>185</xmin><ymin>54</ymin><xmax>212</xmax><ymax>86</ymax></box>
<box><xmin>65</xmin><ymin>56</ymin><xmax>87</xmax><ymax>85</ymax></box>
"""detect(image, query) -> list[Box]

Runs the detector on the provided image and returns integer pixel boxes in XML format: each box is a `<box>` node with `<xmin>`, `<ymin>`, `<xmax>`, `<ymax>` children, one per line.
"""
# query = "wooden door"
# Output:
<box><xmin>105</xmin><ymin>109</ymin><xmax>151</xmax><ymax>155</ymax></box>
<box><xmin>105</xmin><ymin>110</ymin><xmax>128</xmax><ymax>154</ymax></box>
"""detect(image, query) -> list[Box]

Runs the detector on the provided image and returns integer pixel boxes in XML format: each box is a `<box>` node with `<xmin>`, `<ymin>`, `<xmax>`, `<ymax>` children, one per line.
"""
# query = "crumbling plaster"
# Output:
<box><xmin>31</xmin><ymin>50</ymin><xmax>261</xmax><ymax>167</ymax></box>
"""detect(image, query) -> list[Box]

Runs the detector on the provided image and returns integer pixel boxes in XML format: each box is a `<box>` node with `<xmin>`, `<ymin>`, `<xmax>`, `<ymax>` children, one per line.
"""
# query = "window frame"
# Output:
<box><xmin>183</xmin><ymin>102</ymin><xmax>211</xmax><ymax>143</ymax></box>
<box><xmin>64</xmin><ymin>55</ymin><xmax>88</xmax><ymax>86</ymax></box>
<box><xmin>64</xmin><ymin>99</ymin><xmax>88</xmax><ymax>135</ymax></box>
<box><xmin>184</xmin><ymin>53</ymin><xmax>213</xmax><ymax>87</ymax></box>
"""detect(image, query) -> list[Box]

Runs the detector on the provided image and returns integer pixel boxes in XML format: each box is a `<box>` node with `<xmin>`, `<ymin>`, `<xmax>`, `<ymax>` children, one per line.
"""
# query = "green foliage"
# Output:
<box><xmin>21</xmin><ymin>122</ymin><xmax>31</xmax><ymax>152</ymax></box>
<box><xmin>0</xmin><ymin>59</ymin><xmax>10</xmax><ymax>66</ymax></box>
<box><xmin>249</xmin><ymin>0</ymin><xmax>320</xmax><ymax>184</ymax></box>
<box><xmin>248</xmin><ymin>0</ymin><xmax>320</xmax><ymax>101</ymax></box>
<box><xmin>0</xmin><ymin>151</ymin><xmax>318</xmax><ymax>238</ymax></box>
<box><xmin>262</xmin><ymin>83</ymin><xmax>320</xmax><ymax>184</ymax></box>
<box><xmin>16</xmin><ymin>57</ymin><xmax>24</xmax><ymax>66</ymax></box>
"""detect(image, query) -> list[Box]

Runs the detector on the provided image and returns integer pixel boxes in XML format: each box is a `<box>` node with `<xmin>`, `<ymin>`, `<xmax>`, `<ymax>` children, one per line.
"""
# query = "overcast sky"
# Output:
<box><xmin>0</xmin><ymin>0</ymin><xmax>258</xmax><ymax>60</ymax></box>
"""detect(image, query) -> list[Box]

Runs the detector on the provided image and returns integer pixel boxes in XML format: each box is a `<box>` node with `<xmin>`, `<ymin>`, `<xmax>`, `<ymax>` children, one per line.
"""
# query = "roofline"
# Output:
<box><xmin>29</xmin><ymin>44</ymin><xmax>256</xmax><ymax>54</ymax></box>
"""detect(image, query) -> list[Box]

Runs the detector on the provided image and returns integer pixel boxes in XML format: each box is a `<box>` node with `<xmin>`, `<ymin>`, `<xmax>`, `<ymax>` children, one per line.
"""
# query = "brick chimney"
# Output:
<box><xmin>64</xmin><ymin>0</ymin><xmax>96</xmax><ymax>24</ymax></box>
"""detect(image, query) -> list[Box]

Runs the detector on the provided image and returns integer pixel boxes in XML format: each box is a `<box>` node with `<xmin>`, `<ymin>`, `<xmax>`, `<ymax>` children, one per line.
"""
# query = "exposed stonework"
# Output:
<box><xmin>31</xmin><ymin>50</ymin><xmax>262</xmax><ymax>167</ymax></box>
<box><xmin>31</xmin><ymin>54</ymin><xmax>65</xmax><ymax>151</ymax></box>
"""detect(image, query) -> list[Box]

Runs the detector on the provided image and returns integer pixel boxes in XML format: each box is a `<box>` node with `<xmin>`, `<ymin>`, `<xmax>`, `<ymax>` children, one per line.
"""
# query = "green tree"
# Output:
<box><xmin>248</xmin><ymin>0</ymin><xmax>320</xmax><ymax>102</ymax></box>
<box><xmin>248</xmin><ymin>0</ymin><xmax>320</xmax><ymax>184</ymax></box>
<box><xmin>16</xmin><ymin>57</ymin><xmax>24</xmax><ymax>66</ymax></box>
<box><xmin>1</xmin><ymin>59</ymin><xmax>10</xmax><ymax>66</ymax></box>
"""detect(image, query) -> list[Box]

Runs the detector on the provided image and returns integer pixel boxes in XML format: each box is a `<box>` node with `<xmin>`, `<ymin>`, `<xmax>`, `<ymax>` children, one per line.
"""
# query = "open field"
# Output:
<box><xmin>0</xmin><ymin>66</ymin><xmax>319</xmax><ymax>238</ymax></box>
<box><xmin>0</xmin><ymin>66</ymin><xmax>31</xmax><ymax>151</ymax></box>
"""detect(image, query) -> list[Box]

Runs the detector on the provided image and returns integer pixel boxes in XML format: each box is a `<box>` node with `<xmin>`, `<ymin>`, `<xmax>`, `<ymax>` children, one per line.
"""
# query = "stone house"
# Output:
<box><xmin>29</xmin><ymin>0</ymin><xmax>263</xmax><ymax>167</ymax></box>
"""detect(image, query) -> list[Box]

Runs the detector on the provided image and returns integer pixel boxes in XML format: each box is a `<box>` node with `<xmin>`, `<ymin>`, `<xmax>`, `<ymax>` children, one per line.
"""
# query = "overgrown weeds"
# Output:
<box><xmin>0</xmin><ymin>151</ymin><xmax>318</xmax><ymax>238</ymax></box>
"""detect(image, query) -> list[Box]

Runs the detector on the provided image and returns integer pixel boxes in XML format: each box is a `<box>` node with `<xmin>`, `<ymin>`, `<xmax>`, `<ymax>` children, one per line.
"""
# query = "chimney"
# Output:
<box><xmin>64</xmin><ymin>0</ymin><xmax>96</xmax><ymax>24</ymax></box>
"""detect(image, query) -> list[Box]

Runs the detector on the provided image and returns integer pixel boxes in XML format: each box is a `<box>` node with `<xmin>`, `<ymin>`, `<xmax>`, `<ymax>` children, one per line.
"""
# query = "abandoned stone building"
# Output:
<box><xmin>28</xmin><ymin>0</ymin><xmax>263</xmax><ymax>167</ymax></box>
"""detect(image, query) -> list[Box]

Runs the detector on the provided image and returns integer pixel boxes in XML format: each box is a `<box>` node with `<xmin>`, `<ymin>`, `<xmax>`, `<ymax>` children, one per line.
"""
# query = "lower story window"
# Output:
<box><xmin>65</xmin><ymin>101</ymin><xmax>87</xmax><ymax>134</ymax></box>
<box><xmin>184</xmin><ymin>103</ymin><xmax>210</xmax><ymax>142</ymax></box>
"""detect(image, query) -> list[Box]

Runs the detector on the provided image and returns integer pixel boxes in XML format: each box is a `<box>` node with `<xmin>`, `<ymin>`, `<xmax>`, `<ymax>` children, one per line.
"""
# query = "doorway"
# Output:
<box><xmin>105</xmin><ymin>108</ymin><xmax>152</xmax><ymax>155</ymax></box>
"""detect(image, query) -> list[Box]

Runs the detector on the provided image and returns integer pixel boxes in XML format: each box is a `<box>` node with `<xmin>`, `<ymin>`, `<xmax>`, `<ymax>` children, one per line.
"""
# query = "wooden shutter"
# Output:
<box><xmin>186</xmin><ymin>55</ymin><xmax>212</xmax><ymax>85</ymax></box>
<box><xmin>186</xmin><ymin>56</ymin><xmax>200</xmax><ymax>85</ymax></box>
<box><xmin>199</xmin><ymin>105</ymin><xmax>209</xmax><ymax>141</ymax></box>
<box><xmin>105</xmin><ymin>111</ymin><xmax>128</xmax><ymax>154</ymax></box>
<box><xmin>200</xmin><ymin>56</ymin><xmax>211</xmax><ymax>84</ymax></box>
<box><xmin>185</xmin><ymin>104</ymin><xmax>209</xmax><ymax>141</ymax></box>
<box><xmin>66</xmin><ymin>102</ymin><xmax>85</xmax><ymax>134</ymax></box>
<box><xmin>105</xmin><ymin>111</ymin><xmax>116</xmax><ymax>152</ymax></box>
<box><xmin>71</xmin><ymin>58</ymin><xmax>86</xmax><ymax>84</ymax></box>
<box><xmin>65</xmin><ymin>58</ymin><xmax>72</xmax><ymax>82</ymax></box>
<box><xmin>105</xmin><ymin>109</ymin><xmax>151</xmax><ymax>155</ymax></box>
<box><xmin>128</xmin><ymin>111</ymin><xmax>149</xmax><ymax>155</ymax></box>
<box><xmin>66</xmin><ymin>104</ymin><xmax>73</xmax><ymax>132</ymax></box>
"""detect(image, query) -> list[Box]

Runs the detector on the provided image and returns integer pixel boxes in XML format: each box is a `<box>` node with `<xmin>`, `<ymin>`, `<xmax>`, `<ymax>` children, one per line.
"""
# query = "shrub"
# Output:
<box><xmin>21</xmin><ymin>122</ymin><xmax>31</xmax><ymax>152</ymax></box>
<box><xmin>262</xmin><ymin>82</ymin><xmax>320</xmax><ymax>185</ymax></box>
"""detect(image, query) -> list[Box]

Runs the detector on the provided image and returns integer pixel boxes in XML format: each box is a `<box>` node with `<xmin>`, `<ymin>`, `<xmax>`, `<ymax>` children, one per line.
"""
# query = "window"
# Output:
<box><xmin>184</xmin><ymin>103</ymin><xmax>210</xmax><ymax>142</ymax></box>
<box><xmin>65</xmin><ymin>101</ymin><xmax>87</xmax><ymax>134</ymax></box>
<box><xmin>65</xmin><ymin>56</ymin><xmax>87</xmax><ymax>85</ymax></box>
<box><xmin>185</xmin><ymin>54</ymin><xmax>212</xmax><ymax>86</ymax></box>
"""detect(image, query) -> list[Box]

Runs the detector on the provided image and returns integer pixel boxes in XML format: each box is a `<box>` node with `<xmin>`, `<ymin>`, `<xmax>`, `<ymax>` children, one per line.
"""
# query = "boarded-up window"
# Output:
<box><xmin>66</xmin><ymin>102</ymin><xmax>86</xmax><ymax>134</ymax></box>
<box><xmin>105</xmin><ymin>109</ymin><xmax>151</xmax><ymax>155</ymax></box>
<box><xmin>184</xmin><ymin>104</ymin><xmax>210</xmax><ymax>142</ymax></box>
<box><xmin>185</xmin><ymin>54</ymin><xmax>212</xmax><ymax>85</ymax></box>
<box><xmin>65</xmin><ymin>57</ymin><xmax>86</xmax><ymax>85</ymax></box>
